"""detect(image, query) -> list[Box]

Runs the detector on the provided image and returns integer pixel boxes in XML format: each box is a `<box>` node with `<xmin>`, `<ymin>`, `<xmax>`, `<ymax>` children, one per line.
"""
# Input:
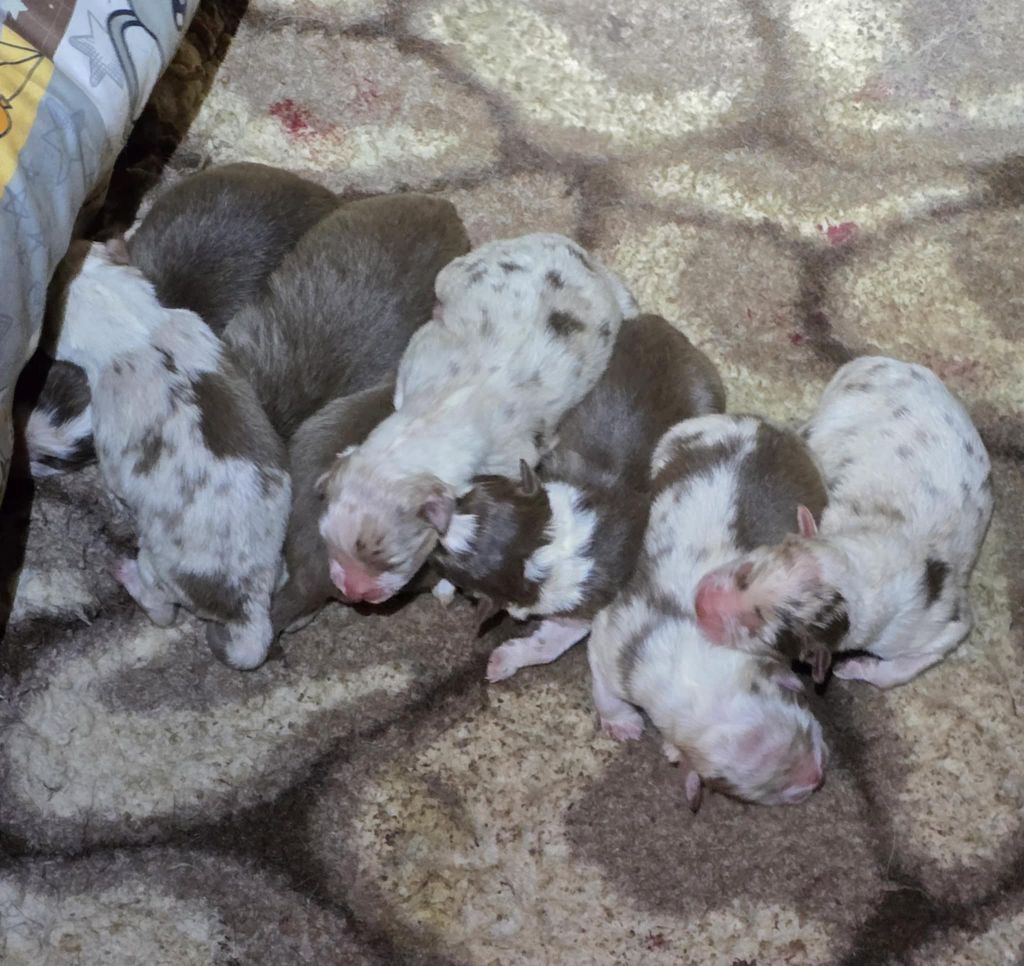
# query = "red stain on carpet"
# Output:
<box><xmin>825</xmin><ymin>221</ymin><xmax>858</xmax><ymax>246</ymax></box>
<box><xmin>269</xmin><ymin>99</ymin><xmax>316</xmax><ymax>136</ymax></box>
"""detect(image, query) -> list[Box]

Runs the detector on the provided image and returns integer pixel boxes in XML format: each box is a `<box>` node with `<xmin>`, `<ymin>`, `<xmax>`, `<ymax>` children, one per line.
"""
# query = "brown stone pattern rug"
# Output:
<box><xmin>3</xmin><ymin>1</ymin><xmax>1024</xmax><ymax>963</ymax></box>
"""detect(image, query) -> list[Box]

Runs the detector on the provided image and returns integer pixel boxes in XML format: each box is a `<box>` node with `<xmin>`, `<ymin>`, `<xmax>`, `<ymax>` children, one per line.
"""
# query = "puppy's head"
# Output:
<box><xmin>318</xmin><ymin>450</ymin><xmax>455</xmax><ymax>604</ymax></box>
<box><xmin>431</xmin><ymin>461</ymin><xmax>552</xmax><ymax>617</ymax></box>
<box><xmin>645</xmin><ymin>629</ymin><xmax>828</xmax><ymax>809</ymax></box>
<box><xmin>694</xmin><ymin>506</ymin><xmax>847</xmax><ymax>655</ymax></box>
<box><xmin>48</xmin><ymin>239</ymin><xmax>158</xmax><ymax>367</ymax></box>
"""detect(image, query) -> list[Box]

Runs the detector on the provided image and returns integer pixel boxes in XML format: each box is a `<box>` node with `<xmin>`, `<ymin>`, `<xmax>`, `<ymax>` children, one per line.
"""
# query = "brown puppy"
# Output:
<box><xmin>223</xmin><ymin>194</ymin><xmax>470</xmax><ymax>438</ymax></box>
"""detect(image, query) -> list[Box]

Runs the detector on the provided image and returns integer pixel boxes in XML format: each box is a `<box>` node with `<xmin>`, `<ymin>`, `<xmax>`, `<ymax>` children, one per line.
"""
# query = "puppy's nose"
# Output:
<box><xmin>342</xmin><ymin>567</ymin><xmax>380</xmax><ymax>603</ymax></box>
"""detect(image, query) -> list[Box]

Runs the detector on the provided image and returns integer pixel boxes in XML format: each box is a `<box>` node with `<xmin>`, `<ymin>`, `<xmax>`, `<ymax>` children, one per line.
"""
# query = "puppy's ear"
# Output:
<box><xmin>105</xmin><ymin>237</ymin><xmax>131</xmax><ymax>266</ymax></box>
<box><xmin>770</xmin><ymin>664</ymin><xmax>805</xmax><ymax>693</ymax></box>
<box><xmin>315</xmin><ymin>448</ymin><xmax>353</xmax><ymax>497</ymax></box>
<box><xmin>418</xmin><ymin>479</ymin><xmax>456</xmax><ymax>535</ymax></box>
<box><xmin>519</xmin><ymin>459</ymin><xmax>540</xmax><ymax>496</ymax></box>
<box><xmin>474</xmin><ymin>593</ymin><xmax>502</xmax><ymax>631</ymax></box>
<box><xmin>797</xmin><ymin>505</ymin><xmax>818</xmax><ymax>538</ymax></box>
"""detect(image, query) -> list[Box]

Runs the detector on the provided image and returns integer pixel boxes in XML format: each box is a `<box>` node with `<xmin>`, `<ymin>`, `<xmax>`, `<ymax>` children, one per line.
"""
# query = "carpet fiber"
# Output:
<box><xmin>3</xmin><ymin>1</ymin><xmax>1024</xmax><ymax>962</ymax></box>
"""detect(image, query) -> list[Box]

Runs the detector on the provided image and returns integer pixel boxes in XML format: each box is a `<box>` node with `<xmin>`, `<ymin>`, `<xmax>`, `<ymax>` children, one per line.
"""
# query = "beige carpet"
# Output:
<box><xmin>3</xmin><ymin>1</ymin><xmax>1024</xmax><ymax>962</ymax></box>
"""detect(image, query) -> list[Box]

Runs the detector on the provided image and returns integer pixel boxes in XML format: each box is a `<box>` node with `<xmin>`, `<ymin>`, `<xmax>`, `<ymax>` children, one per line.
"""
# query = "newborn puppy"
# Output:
<box><xmin>587</xmin><ymin>414</ymin><xmax>829</xmax><ymax>810</ymax></box>
<box><xmin>396</xmin><ymin>232</ymin><xmax>636</xmax><ymax>415</ymax></box>
<box><xmin>694</xmin><ymin>356</ymin><xmax>994</xmax><ymax>689</ymax></box>
<box><xmin>430</xmin><ymin>314</ymin><xmax>726</xmax><ymax>682</ymax></box>
<box><xmin>26</xmin><ymin>163</ymin><xmax>340</xmax><ymax>476</ymax></box>
<box><xmin>53</xmin><ymin>240</ymin><xmax>291</xmax><ymax>670</ymax></box>
<box><xmin>223</xmin><ymin>194</ymin><xmax>470</xmax><ymax>438</ymax></box>
<box><xmin>270</xmin><ymin>383</ymin><xmax>394</xmax><ymax>635</ymax></box>
<box><xmin>130</xmin><ymin>161</ymin><xmax>340</xmax><ymax>333</ymax></box>
<box><xmin>319</xmin><ymin>233</ymin><xmax>638</xmax><ymax>605</ymax></box>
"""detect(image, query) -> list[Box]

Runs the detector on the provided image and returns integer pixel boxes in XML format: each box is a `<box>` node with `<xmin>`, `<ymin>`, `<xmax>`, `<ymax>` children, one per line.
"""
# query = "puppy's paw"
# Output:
<box><xmin>486</xmin><ymin>644</ymin><xmax>521</xmax><ymax>683</ymax></box>
<box><xmin>600</xmin><ymin>711</ymin><xmax>644</xmax><ymax>742</ymax></box>
<box><xmin>432</xmin><ymin>578</ymin><xmax>457</xmax><ymax>608</ymax></box>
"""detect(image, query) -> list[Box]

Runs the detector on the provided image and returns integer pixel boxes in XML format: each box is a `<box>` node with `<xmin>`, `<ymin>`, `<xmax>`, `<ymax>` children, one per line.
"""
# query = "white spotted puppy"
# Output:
<box><xmin>27</xmin><ymin>163</ymin><xmax>339</xmax><ymax>477</ymax></box>
<box><xmin>693</xmin><ymin>355</ymin><xmax>993</xmax><ymax>689</ymax></box>
<box><xmin>53</xmin><ymin>240</ymin><xmax>291</xmax><ymax>670</ymax></box>
<box><xmin>588</xmin><ymin>414</ymin><xmax>829</xmax><ymax>810</ymax></box>
<box><xmin>430</xmin><ymin>314</ymin><xmax>726</xmax><ymax>682</ymax></box>
<box><xmin>318</xmin><ymin>233</ymin><xmax>637</xmax><ymax>605</ymax></box>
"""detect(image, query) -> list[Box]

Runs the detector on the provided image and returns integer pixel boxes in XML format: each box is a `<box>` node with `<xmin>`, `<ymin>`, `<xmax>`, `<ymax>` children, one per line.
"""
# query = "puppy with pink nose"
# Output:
<box><xmin>693</xmin><ymin>356</ymin><xmax>993</xmax><ymax>689</ymax></box>
<box><xmin>318</xmin><ymin>233</ymin><xmax>637</xmax><ymax>604</ymax></box>
<box><xmin>587</xmin><ymin>414</ymin><xmax>830</xmax><ymax>809</ymax></box>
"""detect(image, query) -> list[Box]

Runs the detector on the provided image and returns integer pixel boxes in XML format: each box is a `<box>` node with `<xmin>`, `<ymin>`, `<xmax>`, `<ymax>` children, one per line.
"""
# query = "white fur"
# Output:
<box><xmin>508</xmin><ymin>482</ymin><xmax>597</xmax><ymax>620</ymax></box>
<box><xmin>587</xmin><ymin>415</ymin><xmax>827</xmax><ymax>806</ymax></box>
<box><xmin>321</xmin><ymin>234</ymin><xmax>637</xmax><ymax>599</ymax></box>
<box><xmin>810</xmin><ymin>359</ymin><xmax>991</xmax><ymax>675</ymax></box>
<box><xmin>54</xmin><ymin>250</ymin><xmax>170</xmax><ymax>382</ymax></box>
<box><xmin>486</xmin><ymin>616</ymin><xmax>590</xmax><ymax>682</ymax></box>
<box><xmin>650</xmin><ymin>414</ymin><xmax>758</xmax><ymax>478</ymax></box>
<box><xmin>442</xmin><ymin>513</ymin><xmax>478</xmax><ymax>556</ymax></box>
<box><xmin>54</xmin><ymin>244</ymin><xmax>290</xmax><ymax>669</ymax></box>
<box><xmin>26</xmin><ymin>405</ymin><xmax>92</xmax><ymax>477</ymax></box>
<box><xmin>711</xmin><ymin>357</ymin><xmax>993</xmax><ymax>686</ymax></box>
<box><xmin>432</xmin><ymin>577</ymin><xmax>457</xmax><ymax>606</ymax></box>
<box><xmin>397</xmin><ymin>233</ymin><xmax>633</xmax><ymax>428</ymax></box>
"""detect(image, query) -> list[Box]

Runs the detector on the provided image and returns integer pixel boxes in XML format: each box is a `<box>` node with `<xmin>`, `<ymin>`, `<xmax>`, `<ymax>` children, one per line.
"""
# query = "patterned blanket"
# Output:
<box><xmin>0</xmin><ymin>0</ymin><xmax>197</xmax><ymax>498</ymax></box>
<box><xmin>2</xmin><ymin>1</ymin><xmax>1024</xmax><ymax>963</ymax></box>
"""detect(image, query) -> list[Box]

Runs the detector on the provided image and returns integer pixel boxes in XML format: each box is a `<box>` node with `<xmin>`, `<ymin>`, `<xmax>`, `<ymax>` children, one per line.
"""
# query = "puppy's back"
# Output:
<box><xmin>545</xmin><ymin>314</ymin><xmax>726</xmax><ymax>489</ymax></box>
<box><xmin>226</xmin><ymin>194</ymin><xmax>469</xmax><ymax>437</ymax></box>
<box><xmin>130</xmin><ymin>162</ymin><xmax>340</xmax><ymax>332</ymax></box>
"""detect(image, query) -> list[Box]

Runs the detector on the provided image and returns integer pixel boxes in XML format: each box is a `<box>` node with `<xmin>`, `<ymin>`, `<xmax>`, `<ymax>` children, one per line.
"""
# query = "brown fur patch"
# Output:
<box><xmin>548</xmin><ymin>310</ymin><xmax>586</xmax><ymax>337</ymax></box>
<box><xmin>731</xmin><ymin>423</ymin><xmax>827</xmax><ymax>552</ymax></box>
<box><xmin>176</xmin><ymin>571</ymin><xmax>247</xmax><ymax>623</ymax></box>
<box><xmin>192</xmin><ymin>369</ymin><xmax>284</xmax><ymax>470</ymax></box>
<box><xmin>651</xmin><ymin>436</ymin><xmax>742</xmax><ymax>495</ymax></box>
<box><xmin>432</xmin><ymin>476</ymin><xmax>553</xmax><ymax>611</ymax></box>
<box><xmin>132</xmin><ymin>426</ymin><xmax>167</xmax><ymax>476</ymax></box>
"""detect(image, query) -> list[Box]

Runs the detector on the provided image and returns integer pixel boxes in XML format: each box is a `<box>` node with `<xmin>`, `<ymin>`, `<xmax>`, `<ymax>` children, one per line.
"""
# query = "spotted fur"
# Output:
<box><xmin>588</xmin><ymin>414</ymin><xmax>829</xmax><ymax>808</ymax></box>
<box><xmin>694</xmin><ymin>356</ymin><xmax>994</xmax><ymax>689</ymax></box>
<box><xmin>53</xmin><ymin>242</ymin><xmax>290</xmax><ymax>670</ymax></box>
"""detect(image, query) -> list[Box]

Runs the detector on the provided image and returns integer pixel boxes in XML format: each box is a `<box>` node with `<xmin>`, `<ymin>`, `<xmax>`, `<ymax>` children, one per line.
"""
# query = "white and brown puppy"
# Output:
<box><xmin>223</xmin><ymin>194</ymin><xmax>470</xmax><ymax>439</ymax></box>
<box><xmin>26</xmin><ymin>163</ymin><xmax>340</xmax><ymax>476</ymax></box>
<box><xmin>588</xmin><ymin>414</ymin><xmax>830</xmax><ymax>810</ymax></box>
<box><xmin>318</xmin><ymin>233</ymin><xmax>638</xmax><ymax>605</ymax></box>
<box><xmin>271</xmin><ymin>383</ymin><xmax>394</xmax><ymax>635</ymax></box>
<box><xmin>53</xmin><ymin>240</ymin><xmax>291</xmax><ymax>670</ymax></box>
<box><xmin>693</xmin><ymin>356</ymin><xmax>994</xmax><ymax>689</ymax></box>
<box><xmin>430</xmin><ymin>314</ymin><xmax>726</xmax><ymax>682</ymax></box>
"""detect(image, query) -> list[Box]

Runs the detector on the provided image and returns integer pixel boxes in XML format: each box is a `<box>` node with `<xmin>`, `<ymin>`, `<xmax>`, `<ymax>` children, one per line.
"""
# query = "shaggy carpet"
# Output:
<box><xmin>3</xmin><ymin>0</ymin><xmax>1024</xmax><ymax>963</ymax></box>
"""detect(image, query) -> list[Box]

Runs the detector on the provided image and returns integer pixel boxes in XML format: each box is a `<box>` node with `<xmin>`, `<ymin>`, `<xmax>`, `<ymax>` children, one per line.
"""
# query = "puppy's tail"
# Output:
<box><xmin>206</xmin><ymin>606</ymin><xmax>274</xmax><ymax>670</ymax></box>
